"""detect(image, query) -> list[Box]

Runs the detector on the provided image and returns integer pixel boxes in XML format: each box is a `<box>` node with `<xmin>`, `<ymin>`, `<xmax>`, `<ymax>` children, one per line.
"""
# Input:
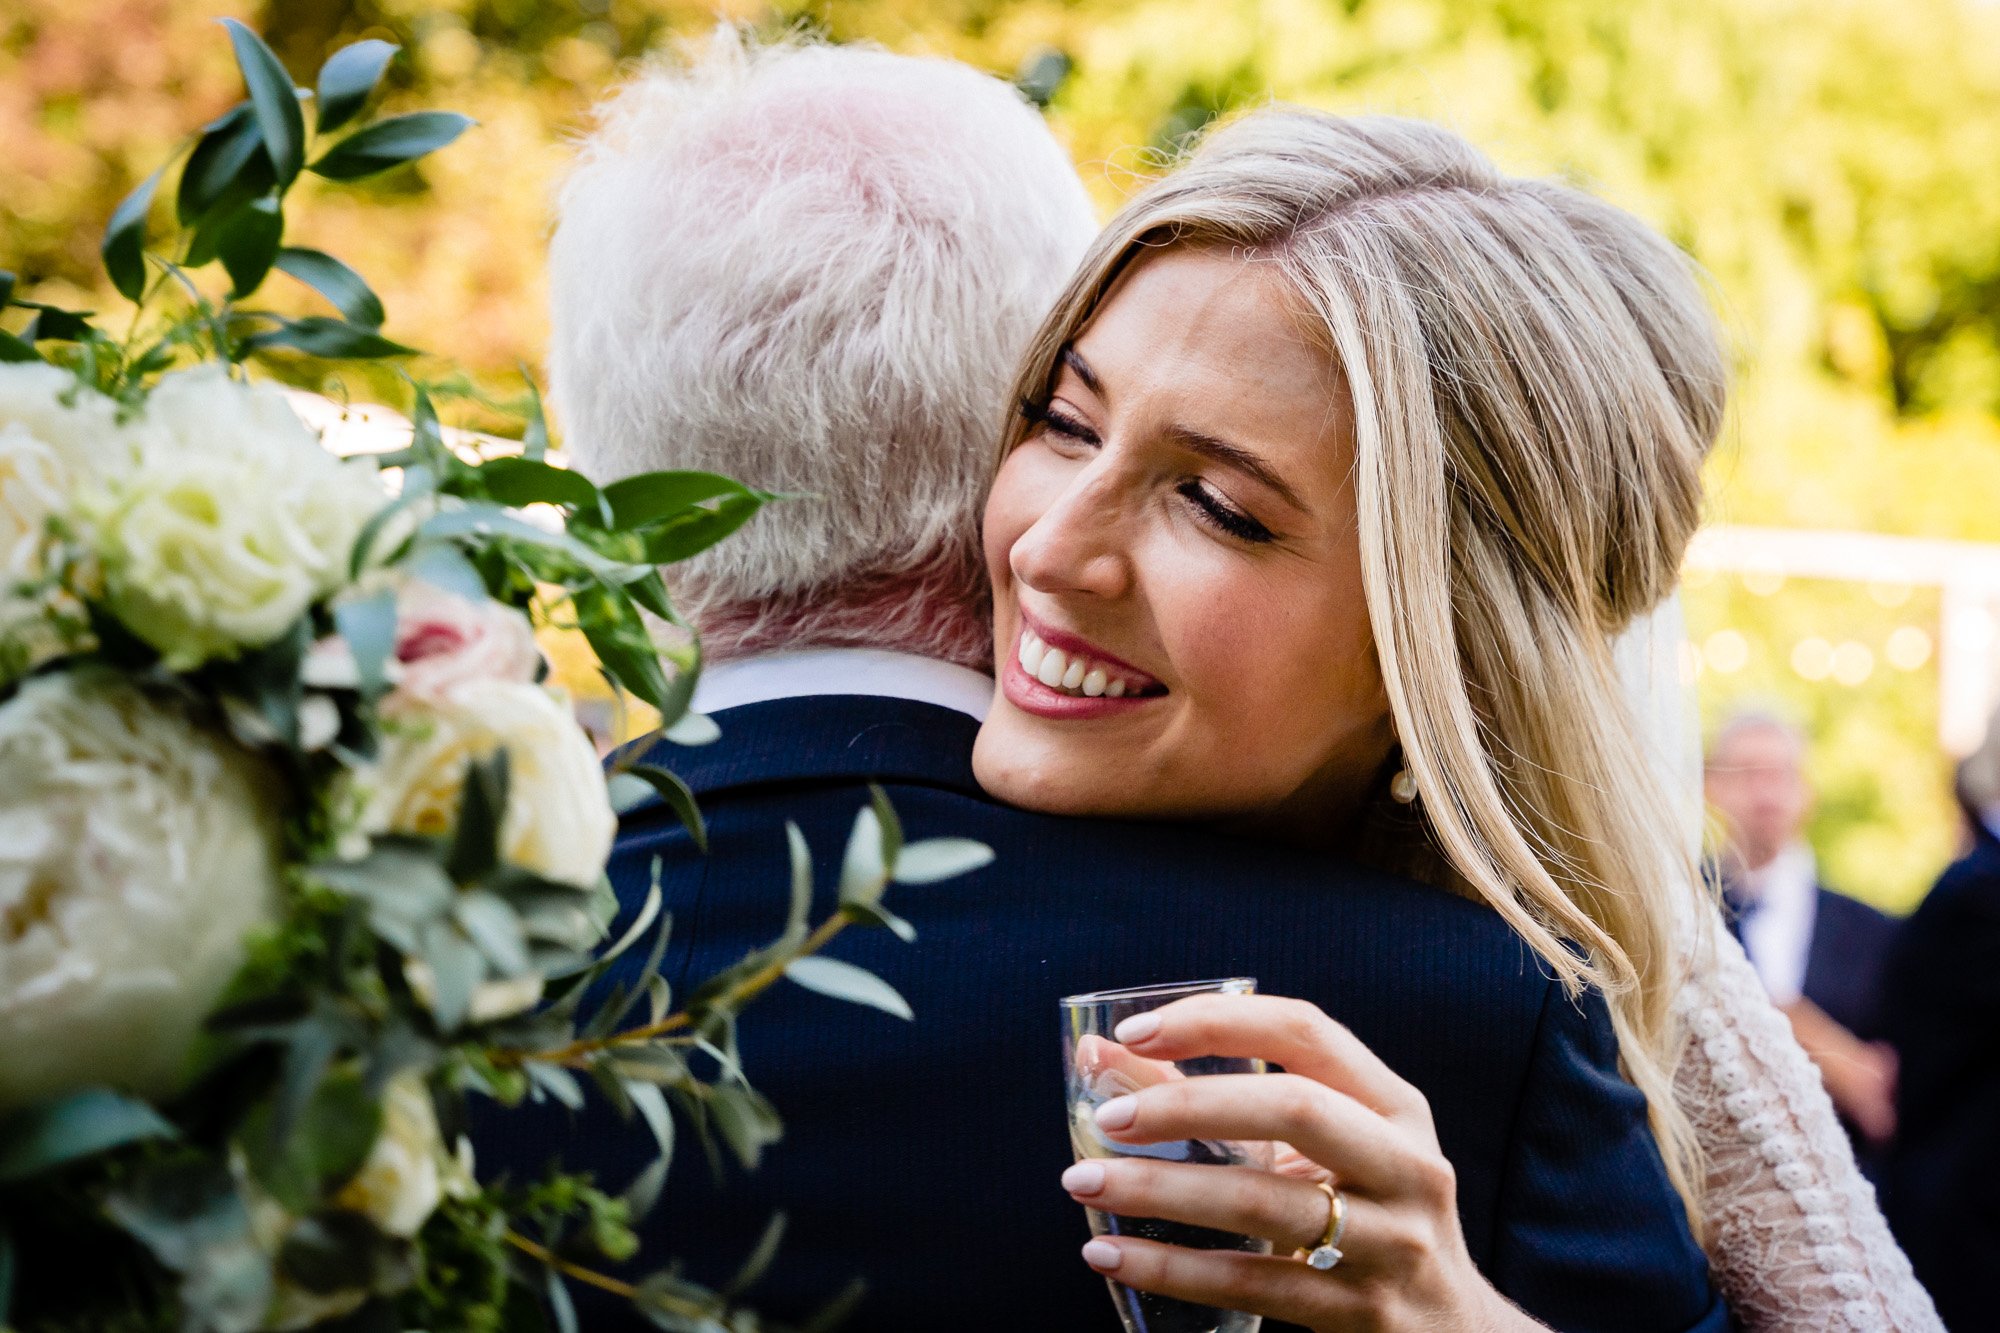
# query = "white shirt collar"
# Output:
<box><xmin>691</xmin><ymin>647</ymin><xmax>993</xmax><ymax>722</ymax></box>
<box><xmin>1738</xmin><ymin>841</ymin><xmax>1819</xmax><ymax>1006</ymax></box>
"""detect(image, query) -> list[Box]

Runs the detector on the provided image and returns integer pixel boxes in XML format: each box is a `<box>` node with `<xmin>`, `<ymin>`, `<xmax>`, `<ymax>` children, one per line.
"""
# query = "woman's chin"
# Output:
<box><xmin>973</xmin><ymin>723</ymin><xmax>1135</xmax><ymax>817</ymax></box>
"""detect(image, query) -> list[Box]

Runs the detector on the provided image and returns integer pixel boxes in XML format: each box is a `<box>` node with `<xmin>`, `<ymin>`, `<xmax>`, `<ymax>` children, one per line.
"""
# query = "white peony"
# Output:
<box><xmin>89</xmin><ymin>368</ymin><xmax>387</xmax><ymax>670</ymax></box>
<box><xmin>359</xmin><ymin>679</ymin><xmax>614</xmax><ymax>889</ymax></box>
<box><xmin>332</xmin><ymin>1071</ymin><xmax>473</xmax><ymax>1238</ymax></box>
<box><xmin>0</xmin><ymin>363</ymin><xmax>148</xmax><ymax>677</ymax></box>
<box><xmin>0</xmin><ymin>671</ymin><xmax>284</xmax><ymax>1109</ymax></box>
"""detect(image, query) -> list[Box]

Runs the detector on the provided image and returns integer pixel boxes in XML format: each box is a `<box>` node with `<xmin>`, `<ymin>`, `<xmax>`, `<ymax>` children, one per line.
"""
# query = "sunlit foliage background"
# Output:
<box><xmin>9</xmin><ymin>0</ymin><xmax>2000</xmax><ymax>911</ymax></box>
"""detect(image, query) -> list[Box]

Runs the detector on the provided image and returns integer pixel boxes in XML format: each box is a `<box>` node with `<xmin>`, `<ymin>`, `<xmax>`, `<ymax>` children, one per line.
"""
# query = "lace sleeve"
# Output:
<box><xmin>1676</xmin><ymin>927</ymin><xmax>1941</xmax><ymax>1331</ymax></box>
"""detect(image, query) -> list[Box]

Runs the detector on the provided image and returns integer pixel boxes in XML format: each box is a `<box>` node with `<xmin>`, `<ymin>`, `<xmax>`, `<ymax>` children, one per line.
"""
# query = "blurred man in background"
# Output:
<box><xmin>1878</xmin><ymin>707</ymin><xmax>2000</xmax><ymax>1329</ymax></box>
<box><xmin>1705</xmin><ymin>711</ymin><xmax>1901</xmax><ymax>1151</ymax></box>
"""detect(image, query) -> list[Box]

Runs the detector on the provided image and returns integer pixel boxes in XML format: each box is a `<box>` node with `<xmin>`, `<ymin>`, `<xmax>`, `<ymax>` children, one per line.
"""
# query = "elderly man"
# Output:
<box><xmin>482</xmin><ymin>34</ymin><xmax>1727</xmax><ymax>1333</ymax></box>
<box><xmin>1704</xmin><ymin>711</ymin><xmax>1901</xmax><ymax>1150</ymax></box>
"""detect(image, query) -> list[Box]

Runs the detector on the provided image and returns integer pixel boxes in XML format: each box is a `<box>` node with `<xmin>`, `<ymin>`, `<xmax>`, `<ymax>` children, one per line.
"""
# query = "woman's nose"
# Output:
<box><xmin>1008</xmin><ymin>467</ymin><xmax>1133</xmax><ymax>601</ymax></box>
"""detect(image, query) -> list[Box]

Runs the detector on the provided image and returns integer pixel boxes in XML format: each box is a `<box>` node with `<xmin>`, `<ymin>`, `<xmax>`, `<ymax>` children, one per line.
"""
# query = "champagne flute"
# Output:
<box><xmin>1060</xmin><ymin>978</ymin><xmax>1273</xmax><ymax>1333</ymax></box>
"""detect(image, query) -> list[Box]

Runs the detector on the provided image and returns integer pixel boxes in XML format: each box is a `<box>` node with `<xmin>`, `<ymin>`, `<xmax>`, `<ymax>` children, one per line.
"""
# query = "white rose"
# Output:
<box><xmin>359</xmin><ymin>679</ymin><xmax>615</xmax><ymax>890</ymax></box>
<box><xmin>303</xmin><ymin>577</ymin><xmax>542</xmax><ymax>704</ymax></box>
<box><xmin>0</xmin><ymin>363</ymin><xmax>148</xmax><ymax>678</ymax></box>
<box><xmin>331</xmin><ymin>1071</ymin><xmax>472</xmax><ymax>1238</ymax></box>
<box><xmin>89</xmin><ymin>368</ymin><xmax>386</xmax><ymax>670</ymax></box>
<box><xmin>0</xmin><ymin>671</ymin><xmax>283</xmax><ymax>1109</ymax></box>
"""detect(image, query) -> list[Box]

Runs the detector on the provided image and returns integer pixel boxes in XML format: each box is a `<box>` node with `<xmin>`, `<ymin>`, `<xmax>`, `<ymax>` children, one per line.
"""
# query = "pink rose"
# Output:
<box><xmin>389</xmin><ymin>581</ymin><xmax>542</xmax><ymax>705</ymax></box>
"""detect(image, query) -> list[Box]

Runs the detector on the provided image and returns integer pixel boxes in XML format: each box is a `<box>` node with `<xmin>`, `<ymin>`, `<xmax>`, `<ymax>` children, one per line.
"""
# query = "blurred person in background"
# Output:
<box><xmin>1878</xmin><ymin>705</ymin><xmax>2000</xmax><ymax>1329</ymax></box>
<box><xmin>1705</xmin><ymin>711</ymin><xmax>1901</xmax><ymax>1152</ymax></box>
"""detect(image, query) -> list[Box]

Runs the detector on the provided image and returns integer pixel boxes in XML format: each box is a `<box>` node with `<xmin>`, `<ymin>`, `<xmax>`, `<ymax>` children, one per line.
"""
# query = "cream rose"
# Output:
<box><xmin>0</xmin><ymin>363</ymin><xmax>148</xmax><ymax>678</ymax></box>
<box><xmin>0</xmin><ymin>671</ymin><xmax>284</xmax><ymax>1109</ymax></box>
<box><xmin>359</xmin><ymin>679</ymin><xmax>614</xmax><ymax>889</ymax></box>
<box><xmin>89</xmin><ymin>368</ymin><xmax>386</xmax><ymax>670</ymax></box>
<box><xmin>332</xmin><ymin>1071</ymin><xmax>473</xmax><ymax>1238</ymax></box>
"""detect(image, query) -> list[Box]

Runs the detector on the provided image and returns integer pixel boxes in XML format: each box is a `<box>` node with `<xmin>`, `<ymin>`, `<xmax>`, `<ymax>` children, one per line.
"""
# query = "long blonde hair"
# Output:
<box><xmin>1001</xmin><ymin>109</ymin><xmax>1727</xmax><ymax>1217</ymax></box>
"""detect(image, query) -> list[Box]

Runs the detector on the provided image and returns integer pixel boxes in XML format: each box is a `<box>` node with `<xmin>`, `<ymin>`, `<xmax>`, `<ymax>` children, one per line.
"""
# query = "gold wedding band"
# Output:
<box><xmin>1292</xmin><ymin>1179</ymin><xmax>1348</xmax><ymax>1272</ymax></box>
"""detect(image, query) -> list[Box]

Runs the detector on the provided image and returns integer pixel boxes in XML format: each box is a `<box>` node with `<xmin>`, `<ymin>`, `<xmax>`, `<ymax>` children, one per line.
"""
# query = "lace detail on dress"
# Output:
<box><xmin>1676</xmin><ymin>928</ymin><xmax>1941</xmax><ymax>1331</ymax></box>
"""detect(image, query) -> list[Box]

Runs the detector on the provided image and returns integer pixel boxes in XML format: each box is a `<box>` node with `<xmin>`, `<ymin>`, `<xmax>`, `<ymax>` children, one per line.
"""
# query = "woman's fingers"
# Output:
<box><xmin>1073</xmin><ymin>1032</ymin><xmax>1184</xmax><ymax>1097</ymax></box>
<box><xmin>1094</xmin><ymin>1072</ymin><xmax>1431</xmax><ymax>1197</ymax></box>
<box><xmin>1078</xmin><ymin>1234</ymin><xmax>1355</xmax><ymax>1328</ymax></box>
<box><xmin>1063</xmin><ymin>1156</ymin><xmax>1393</xmax><ymax>1258</ymax></box>
<box><xmin>1115</xmin><ymin>994</ymin><xmax>1429</xmax><ymax>1126</ymax></box>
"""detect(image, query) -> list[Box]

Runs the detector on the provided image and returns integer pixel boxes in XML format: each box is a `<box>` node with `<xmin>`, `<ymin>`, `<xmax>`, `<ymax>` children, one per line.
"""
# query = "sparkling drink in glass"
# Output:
<box><xmin>1061</xmin><ymin>978</ymin><xmax>1272</xmax><ymax>1333</ymax></box>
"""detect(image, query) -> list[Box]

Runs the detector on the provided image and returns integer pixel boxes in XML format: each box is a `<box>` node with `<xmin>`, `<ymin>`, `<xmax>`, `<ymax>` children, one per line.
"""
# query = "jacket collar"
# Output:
<box><xmin>612</xmin><ymin>694</ymin><xmax>982</xmax><ymax>799</ymax></box>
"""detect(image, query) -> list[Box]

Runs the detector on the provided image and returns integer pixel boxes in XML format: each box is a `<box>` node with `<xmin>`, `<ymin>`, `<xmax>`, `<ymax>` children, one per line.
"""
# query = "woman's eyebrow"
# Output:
<box><xmin>1165</xmin><ymin>424</ymin><xmax>1308</xmax><ymax>511</ymax></box>
<box><xmin>1059</xmin><ymin>346</ymin><xmax>1102</xmax><ymax>394</ymax></box>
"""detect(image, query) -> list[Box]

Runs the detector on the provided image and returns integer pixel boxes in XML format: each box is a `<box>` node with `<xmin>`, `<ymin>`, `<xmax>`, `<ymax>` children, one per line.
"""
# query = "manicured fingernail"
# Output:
<box><xmin>1095</xmin><ymin>1094</ymin><xmax>1137</xmax><ymax>1131</ymax></box>
<box><xmin>1062</xmin><ymin>1161</ymin><xmax>1106</xmax><ymax>1195</ymax></box>
<box><xmin>1114</xmin><ymin>1012</ymin><xmax>1161</xmax><ymax>1044</ymax></box>
<box><xmin>1082</xmin><ymin>1238</ymin><xmax>1122</xmax><ymax>1271</ymax></box>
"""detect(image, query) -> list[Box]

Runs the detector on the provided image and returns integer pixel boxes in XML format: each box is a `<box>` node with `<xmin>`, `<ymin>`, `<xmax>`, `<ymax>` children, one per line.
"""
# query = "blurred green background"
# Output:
<box><xmin>8</xmin><ymin>0</ymin><xmax>2000</xmax><ymax>911</ymax></box>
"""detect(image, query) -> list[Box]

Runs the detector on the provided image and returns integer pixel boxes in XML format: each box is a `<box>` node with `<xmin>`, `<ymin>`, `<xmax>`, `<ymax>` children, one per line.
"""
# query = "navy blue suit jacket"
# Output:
<box><xmin>479</xmin><ymin>695</ymin><xmax>1726</xmax><ymax>1332</ymax></box>
<box><xmin>1801</xmin><ymin>888</ymin><xmax>1899</xmax><ymax>1042</ymax></box>
<box><xmin>1879</xmin><ymin>823</ymin><xmax>2000</xmax><ymax>1331</ymax></box>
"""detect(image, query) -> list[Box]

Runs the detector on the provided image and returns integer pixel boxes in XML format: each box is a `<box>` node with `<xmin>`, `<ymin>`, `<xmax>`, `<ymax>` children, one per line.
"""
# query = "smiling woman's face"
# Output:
<box><xmin>972</xmin><ymin>246</ymin><xmax>1396</xmax><ymax>833</ymax></box>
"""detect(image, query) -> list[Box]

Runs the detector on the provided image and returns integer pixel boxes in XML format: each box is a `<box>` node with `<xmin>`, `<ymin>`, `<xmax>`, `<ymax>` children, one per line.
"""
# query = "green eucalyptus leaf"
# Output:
<box><xmin>315</xmin><ymin>39</ymin><xmax>399</xmax><ymax>135</ymax></box>
<box><xmin>624</xmin><ymin>1081</ymin><xmax>675</xmax><ymax>1160</ymax></box>
<box><xmin>242</xmin><ymin>1070</ymin><xmax>381</xmax><ymax>1212</ymax></box>
<box><xmin>102</xmin><ymin>165</ymin><xmax>165</xmax><ymax>301</ymax></box>
<box><xmin>722</xmin><ymin>1212</ymin><xmax>787</xmax><ymax>1300</ymax></box>
<box><xmin>456</xmin><ymin>889</ymin><xmax>530</xmax><ymax>975</ymax></box>
<box><xmin>274</xmin><ymin>247</ymin><xmax>385</xmax><ymax>327</ymax></box>
<box><xmin>801</xmin><ymin>1279</ymin><xmax>869</xmax><ymax>1333</ymax></box>
<box><xmin>598</xmin><ymin>471</ymin><xmax>751</xmax><ymax>530</ymax></box>
<box><xmin>786</xmin><ymin>821</ymin><xmax>813</xmax><ymax>941</ymax></box>
<box><xmin>784</xmin><ymin>955</ymin><xmax>913</xmax><ymax>1020</ymax></box>
<box><xmin>246</xmin><ymin>315</ymin><xmax>414</xmax><ymax>359</ymax></box>
<box><xmin>480</xmin><ymin>455</ymin><xmax>603</xmax><ymax>513</ymax></box>
<box><xmin>892</xmin><ymin>837</ymin><xmax>995</xmax><ymax>885</ymax></box>
<box><xmin>625</xmin><ymin>569</ymin><xmax>675</xmax><ymax>622</ymax></box>
<box><xmin>17</xmin><ymin>302</ymin><xmax>96</xmax><ymax>343</ymax></box>
<box><xmin>310</xmin><ymin>112</ymin><xmax>474</xmax><ymax>181</ymax></box>
<box><xmin>524</xmin><ymin>1062</ymin><xmax>585</xmax><ymax>1112</ymax></box>
<box><xmin>705</xmin><ymin>1081</ymin><xmax>783</xmax><ymax>1170</ymax></box>
<box><xmin>619</xmin><ymin>1155</ymin><xmax>671</xmax><ymax>1225</ymax></box>
<box><xmin>546</xmin><ymin>1267</ymin><xmax>580</xmax><ymax>1333</ymax></box>
<box><xmin>333</xmin><ymin>586</ymin><xmax>397</xmax><ymax>699</ymax></box>
<box><xmin>216</xmin><ymin>194</ymin><xmax>284</xmax><ymax>297</ymax></box>
<box><xmin>0</xmin><ymin>1087</ymin><xmax>177</xmax><ymax>1182</ymax></box>
<box><xmin>221</xmin><ymin>18</ymin><xmax>306</xmax><ymax>186</ymax></box>
<box><xmin>520</xmin><ymin>370</ymin><xmax>550</xmax><ymax>461</ymax></box>
<box><xmin>402</xmin><ymin>541</ymin><xmax>488</xmax><ymax>601</ymax></box>
<box><xmin>0</xmin><ymin>331</ymin><xmax>38</xmax><ymax>364</ymax></box>
<box><xmin>836</xmin><ymin>803</ymin><xmax>887</xmax><ymax>909</ymax></box>
<box><xmin>418</xmin><ymin>921</ymin><xmax>484</xmax><ymax>1032</ymax></box>
<box><xmin>619</xmin><ymin>764</ymin><xmax>708</xmax><ymax>853</ymax></box>
<box><xmin>418</xmin><ymin>504</ymin><xmax>649</xmax><ymax>583</ymax></box>
<box><xmin>447</xmin><ymin>750</ymin><xmax>510</xmax><ymax>885</ymax></box>
<box><xmin>178</xmin><ymin>102</ymin><xmax>273</xmax><ymax>223</ymax></box>
<box><xmin>105</xmin><ymin>1159</ymin><xmax>273</xmax><ymax>1329</ymax></box>
<box><xmin>840</xmin><ymin>899</ymin><xmax>918</xmax><ymax>944</ymax></box>
<box><xmin>636</xmin><ymin>493</ymin><xmax>766</xmax><ymax>566</ymax></box>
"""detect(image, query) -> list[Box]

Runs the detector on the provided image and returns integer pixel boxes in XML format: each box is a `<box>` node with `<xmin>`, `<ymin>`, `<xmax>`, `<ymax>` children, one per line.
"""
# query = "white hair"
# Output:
<box><xmin>547</xmin><ymin>30</ymin><xmax>1098</xmax><ymax>663</ymax></box>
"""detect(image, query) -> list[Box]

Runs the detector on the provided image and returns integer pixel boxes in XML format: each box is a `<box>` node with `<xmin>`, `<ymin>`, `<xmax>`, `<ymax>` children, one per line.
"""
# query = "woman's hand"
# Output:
<box><xmin>1062</xmin><ymin>993</ymin><xmax>1544</xmax><ymax>1333</ymax></box>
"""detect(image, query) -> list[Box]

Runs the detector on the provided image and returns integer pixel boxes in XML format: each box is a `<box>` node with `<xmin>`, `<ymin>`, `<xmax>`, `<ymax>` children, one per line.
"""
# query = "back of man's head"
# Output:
<box><xmin>548</xmin><ymin>31</ymin><xmax>1098</xmax><ymax>667</ymax></box>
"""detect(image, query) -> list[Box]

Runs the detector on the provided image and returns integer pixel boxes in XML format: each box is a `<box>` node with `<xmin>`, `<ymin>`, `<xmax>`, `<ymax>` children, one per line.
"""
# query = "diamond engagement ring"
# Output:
<box><xmin>1294</xmin><ymin>1179</ymin><xmax>1348</xmax><ymax>1271</ymax></box>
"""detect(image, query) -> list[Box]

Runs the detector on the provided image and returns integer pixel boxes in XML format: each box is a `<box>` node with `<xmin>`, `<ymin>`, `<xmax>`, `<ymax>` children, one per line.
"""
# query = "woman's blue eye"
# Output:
<box><xmin>1178</xmin><ymin>480</ymin><xmax>1276</xmax><ymax>544</ymax></box>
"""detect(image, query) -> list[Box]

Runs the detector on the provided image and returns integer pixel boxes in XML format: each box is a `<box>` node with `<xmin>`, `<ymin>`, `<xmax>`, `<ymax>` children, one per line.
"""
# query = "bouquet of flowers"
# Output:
<box><xmin>0</xmin><ymin>22</ymin><xmax>987</xmax><ymax>1333</ymax></box>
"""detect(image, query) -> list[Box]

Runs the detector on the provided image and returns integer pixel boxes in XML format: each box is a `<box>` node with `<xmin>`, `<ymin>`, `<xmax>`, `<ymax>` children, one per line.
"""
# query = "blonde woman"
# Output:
<box><xmin>974</xmin><ymin>108</ymin><xmax>1940</xmax><ymax>1330</ymax></box>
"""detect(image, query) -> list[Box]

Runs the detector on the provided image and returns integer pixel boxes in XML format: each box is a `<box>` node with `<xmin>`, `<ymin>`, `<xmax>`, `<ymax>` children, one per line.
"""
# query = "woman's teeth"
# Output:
<box><xmin>1017</xmin><ymin>630</ymin><xmax>1138</xmax><ymax>699</ymax></box>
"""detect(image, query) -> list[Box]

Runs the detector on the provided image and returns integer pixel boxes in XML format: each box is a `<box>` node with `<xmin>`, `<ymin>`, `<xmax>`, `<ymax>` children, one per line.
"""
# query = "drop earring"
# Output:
<box><xmin>1390</xmin><ymin>756</ymin><xmax>1418</xmax><ymax>805</ymax></box>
